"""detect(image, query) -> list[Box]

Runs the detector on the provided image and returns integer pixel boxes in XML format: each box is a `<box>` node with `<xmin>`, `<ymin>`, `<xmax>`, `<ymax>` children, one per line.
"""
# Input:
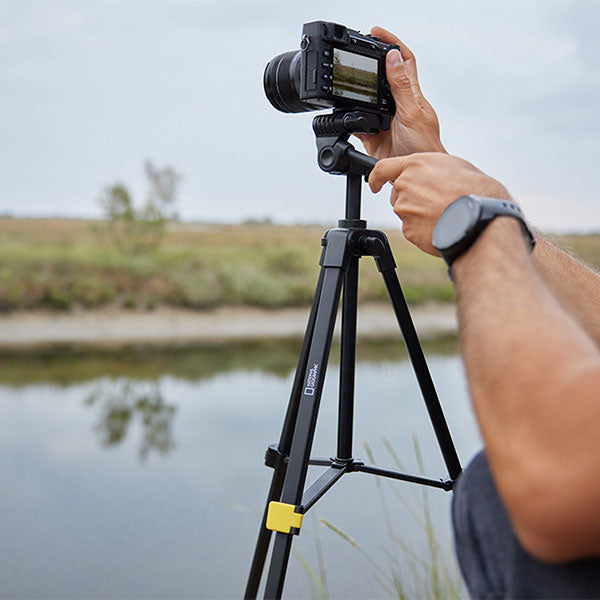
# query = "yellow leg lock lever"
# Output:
<box><xmin>266</xmin><ymin>501</ymin><xmax>304</xmax><ymax>535</ymax></box>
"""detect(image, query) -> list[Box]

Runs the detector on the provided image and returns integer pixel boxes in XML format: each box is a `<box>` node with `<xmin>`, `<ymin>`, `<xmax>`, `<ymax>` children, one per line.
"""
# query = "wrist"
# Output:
<box><xmin>452</xmin><ymin>217</ymin><xmax>530</xmax><ymax>281</ymax></box>
<box><xmin>433</xmin><ymin>195</ymin><xmax>535</xmax><ymax>276</ymax></box>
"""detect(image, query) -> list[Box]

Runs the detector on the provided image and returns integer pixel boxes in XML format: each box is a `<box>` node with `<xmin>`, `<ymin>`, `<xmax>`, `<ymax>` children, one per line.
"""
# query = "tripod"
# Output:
<box><xmin>245</xmin><ymin>110</ymin><xmax>462</xmax><ymax>599</ymax></box>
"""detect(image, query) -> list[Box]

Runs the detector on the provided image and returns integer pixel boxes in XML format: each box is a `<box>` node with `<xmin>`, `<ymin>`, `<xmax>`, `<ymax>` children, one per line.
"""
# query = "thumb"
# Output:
<box><xmin>385</xmin><ymin>49</ymin><xmax>417</xmax><ymax>108</ymax></box>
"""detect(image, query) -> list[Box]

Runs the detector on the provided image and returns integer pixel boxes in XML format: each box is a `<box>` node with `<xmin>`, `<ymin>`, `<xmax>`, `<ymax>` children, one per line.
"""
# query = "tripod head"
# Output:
<box><xmin>313</xmin><ymin>109</ymin><xmax>384</xmax><ymax>220</ymax></box>
<box><xmin>312</xmin><ymin>109</ymin><xmax>385</xmax><ymax>178</ymax></box>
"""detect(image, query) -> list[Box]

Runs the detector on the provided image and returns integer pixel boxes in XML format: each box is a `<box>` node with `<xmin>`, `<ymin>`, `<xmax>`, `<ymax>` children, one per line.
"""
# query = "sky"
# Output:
<box><xmin>1</xmin><ymin>0</ymin><xmax>599</xmax><ymax>232</ymax></box>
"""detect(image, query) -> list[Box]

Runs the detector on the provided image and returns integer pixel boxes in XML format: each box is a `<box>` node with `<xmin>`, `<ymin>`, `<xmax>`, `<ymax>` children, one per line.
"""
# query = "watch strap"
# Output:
<box><xmin>438</xmin><ymin>195</ymin><xmax>536</xmax><ymax>269</ymax></box>
<box><xmin>478</xmin><ymin>196</ymin><xmax>536</xmax><ymax>252</ymax></box>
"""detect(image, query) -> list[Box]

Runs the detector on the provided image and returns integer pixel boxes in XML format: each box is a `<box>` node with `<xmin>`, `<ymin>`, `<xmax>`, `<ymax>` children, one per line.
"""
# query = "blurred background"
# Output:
<box><xmin>1</xmin><ymin>1</ymin><xmax>598</xmax><ymax>599</ymax></box>
<box><xmin>2</xmin><ymin>0</ymin><xmax>599</xmax><ymax>230</ymax></box>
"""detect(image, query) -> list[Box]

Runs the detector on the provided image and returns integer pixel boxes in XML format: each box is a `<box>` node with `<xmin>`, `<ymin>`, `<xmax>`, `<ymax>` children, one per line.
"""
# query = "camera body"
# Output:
<box><xmin>263</xmin><ymin>21</ymin><xmax>400</xmax><ymax>117</ymax></box>
<box><xmin>298</xmin><ymin>21</ymin><xmax>398</xmax><ymax>114</ymax></box>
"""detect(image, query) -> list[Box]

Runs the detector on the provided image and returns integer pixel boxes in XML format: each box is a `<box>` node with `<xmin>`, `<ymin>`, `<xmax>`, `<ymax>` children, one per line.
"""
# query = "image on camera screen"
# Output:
<box><xmin>332</xmin><ymin>48</ymin><xmax>378</xmax><ymax>105</ymax></box>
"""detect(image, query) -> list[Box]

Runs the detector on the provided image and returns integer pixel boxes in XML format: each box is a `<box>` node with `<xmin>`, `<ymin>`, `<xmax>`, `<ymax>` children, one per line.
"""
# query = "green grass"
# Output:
<box><xmin>0</xmin><ymin>217</ymin><xmax>455</xmax><ymax>312</ymax></box>
<box><xmin>293</xmin><ymin>437</ymin><xmax>465</xmax><ymax>599</ymax></box>
<box><xmin>2</xmin><ymin>217</ymin><xmax>599</xmax><ymax>313</ymax></box>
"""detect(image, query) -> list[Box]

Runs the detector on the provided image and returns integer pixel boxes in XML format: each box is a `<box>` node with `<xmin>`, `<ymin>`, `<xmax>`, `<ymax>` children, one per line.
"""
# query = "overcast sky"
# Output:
<box><xmin>1</xmin><ymin>0</ymin><xmax>599</xmax><ymax>232</ymax></box>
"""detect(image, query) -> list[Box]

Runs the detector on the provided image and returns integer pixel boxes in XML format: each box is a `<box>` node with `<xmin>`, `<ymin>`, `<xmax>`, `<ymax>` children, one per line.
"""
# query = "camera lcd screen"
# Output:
<box><xmin>332</xmin><ymin>48</ymin><xmax>378</xmax><ymax>105</ymax></box>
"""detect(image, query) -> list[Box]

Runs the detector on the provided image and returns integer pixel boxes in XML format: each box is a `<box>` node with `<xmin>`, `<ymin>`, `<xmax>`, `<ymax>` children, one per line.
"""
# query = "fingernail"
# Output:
<box><xmin>387</xmin><ymin>49</ymin><xmax>403</xmax><ymax>67</ymax></box>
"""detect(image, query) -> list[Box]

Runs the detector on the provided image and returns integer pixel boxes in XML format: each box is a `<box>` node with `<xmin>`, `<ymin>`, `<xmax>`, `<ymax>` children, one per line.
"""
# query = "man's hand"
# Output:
<box><xmin>368</xmin><ymin>153</ymin><xmax>511</xmax><ymax>256</ymax></box>
<box><xmin>355</xmin><ymin>27</ymin><xmax>445</xmax><ymax>159</ymax></box>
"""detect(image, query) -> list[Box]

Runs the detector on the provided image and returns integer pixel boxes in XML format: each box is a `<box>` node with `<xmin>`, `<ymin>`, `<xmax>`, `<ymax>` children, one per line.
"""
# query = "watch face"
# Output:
<box><xmin>433</xmin><ymin>196</ymin><xmax>480</xmax><ymax>250</ymax></box>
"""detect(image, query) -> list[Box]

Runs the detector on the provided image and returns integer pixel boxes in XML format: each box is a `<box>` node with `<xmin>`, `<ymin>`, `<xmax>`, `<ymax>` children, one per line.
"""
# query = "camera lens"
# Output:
<box><xmin>263</xmin><ymin>51</ymin><xmax>320</xmax><ymax>113</ymax></box>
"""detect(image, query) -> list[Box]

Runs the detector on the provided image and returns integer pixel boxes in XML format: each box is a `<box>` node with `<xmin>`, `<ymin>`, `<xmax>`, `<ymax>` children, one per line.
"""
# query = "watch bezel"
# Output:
<box><xmin>432</xmin><ymin>195</ymin><xmax>483</xmax><ymax>254</ymax></box>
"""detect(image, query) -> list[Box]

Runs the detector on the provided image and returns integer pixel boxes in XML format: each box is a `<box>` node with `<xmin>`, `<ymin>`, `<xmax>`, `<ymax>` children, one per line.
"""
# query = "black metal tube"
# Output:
<box><xmin>280</xmin><ymin>266</ymin><xmax>343</xmax><ymax>505</ymax></box>
<box><xmin>265</xmin><ymin>265</ymin><xmax>344</xmax><ymax>599</ymax></box>
<box><xmin>345</xmin><ymin>173</ymin><xmax>362</xmax><ymax>220</ymax></box>
<box><xmin>338</xmin><ymin>255</ymin><xmax>358</xmax><ymax>459</ymax></box>
<box><xmin>244</xmin><ymin>268</ymin><xmax>326</xmax><ymax>599</ymax></box>
<box><xmin>302</xmin><ymin>466</ymin><xmax>348</xmax><ymax>511</ymax></box>
<box><xmin>264</xmin><ymin>533</ymin><xmax>292</xmax><ymax>599</ymax></box>
<box><xmin>244</xmin><ymin>466</ymin><xmax>287</xmax><ymax>599</ymax></box>
<box><xmin>355</xmin><ymin>463</ymin><xmax>453</xmax><ymax>491</ymax></box>
<box><xmin>278</xmin><ymin>268</ymin><xmax>325</xmax><ymax>454</ymax></box>
<box><xmin>382</xmin><ymin>269</ymin><xmax>462</xmax><ymax>481</ymax></box>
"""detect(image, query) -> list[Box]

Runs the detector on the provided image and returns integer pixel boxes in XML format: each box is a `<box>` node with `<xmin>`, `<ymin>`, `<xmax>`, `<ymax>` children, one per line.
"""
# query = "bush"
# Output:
<box><xmin>72</xmin><ymin>276</ymin><xmax>116</xmax><ymax>307</ymax></box>
<box><xmin>99</xmin><ymin>160</ymin><xmax>180</xmax><ymax>254</ymax></box>
<box><xmin>169</xmin><ymin>267</ymin><xmax>224</xmax><ymax>309</ymax></box>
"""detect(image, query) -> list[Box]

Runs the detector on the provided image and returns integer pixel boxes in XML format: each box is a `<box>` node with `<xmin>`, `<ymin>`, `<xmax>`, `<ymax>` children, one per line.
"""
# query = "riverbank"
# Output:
<box><xmin>0</xmin><ymin>302</ymin><xmax>457</xmax><ymax>351</ymax></box>
<box><xmin>3</xmin><ymin>218</ymin><xmax>598</xmax><ymax>352</ymax></box>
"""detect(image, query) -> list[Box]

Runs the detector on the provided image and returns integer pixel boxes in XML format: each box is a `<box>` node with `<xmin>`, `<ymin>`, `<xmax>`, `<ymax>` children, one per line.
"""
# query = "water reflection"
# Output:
<box><xmin>0</xmin><ymin>336</ymin><xmax>462</xmax><ymax>469</ymax></box>
<box><xmin>85</xmin><ymin>381</ymin><xmax>176</xmax><ymax>460</ymax></box>
<box><xmin>0</xmin><ymin>337</ymin><xmax>459</xmax><ymax>461</ymax></box>
<box><xmin>0</xmin><ymin>336</ymin><xmax>459</xmax><ymax>387</ymax></box>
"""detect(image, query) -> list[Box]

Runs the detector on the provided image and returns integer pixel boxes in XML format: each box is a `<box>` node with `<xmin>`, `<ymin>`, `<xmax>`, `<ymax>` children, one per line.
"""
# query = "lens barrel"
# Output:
<box><xmin>263</xmin><ymin>51</ymin><xmax>319</xmax><ymax>113</ymax></box>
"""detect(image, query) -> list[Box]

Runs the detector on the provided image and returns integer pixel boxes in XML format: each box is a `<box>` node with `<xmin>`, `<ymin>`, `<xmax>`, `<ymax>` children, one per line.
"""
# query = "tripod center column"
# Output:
<box><xmin>337</xmin><ymin>172</ymin><xmax>363</xmax><ymax>461</ymax></box>
<box><xmin>345</xmin><ymin>173</ymin><xmax>362</xmax><ymax>220</ymax></box>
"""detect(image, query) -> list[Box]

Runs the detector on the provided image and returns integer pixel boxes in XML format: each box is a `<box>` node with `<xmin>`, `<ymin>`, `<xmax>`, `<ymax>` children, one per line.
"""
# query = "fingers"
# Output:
<box><xmin>368</xmin><ymin>156</ymin><xmax>411</xmax><ymax>193</ymax></box>
<box><xmin>385</xmin><ymin>50</ymin><xmax>414</xmax><ymax>103</ymax></box>
<box><xmin>371</xmin><ymin>26</ymin><xmax>421</xmax><ymax>89</ymax></box>
<box><xmin>384</xmin><ymin>47</ymin><xmax>422</xmax><ymax>115</ymax></box>
<box><xmin>370</xmin><ymin>27</ymin><xmax>416</xmax><ymax>64</ymax></box>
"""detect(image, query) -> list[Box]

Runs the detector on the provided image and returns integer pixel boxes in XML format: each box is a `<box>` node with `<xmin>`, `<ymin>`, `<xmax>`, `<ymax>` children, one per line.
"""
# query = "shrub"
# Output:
<box><xmin>99</xmin><ymin>160</ymin><xmax>181</xmax><ymax>254</ymax></box>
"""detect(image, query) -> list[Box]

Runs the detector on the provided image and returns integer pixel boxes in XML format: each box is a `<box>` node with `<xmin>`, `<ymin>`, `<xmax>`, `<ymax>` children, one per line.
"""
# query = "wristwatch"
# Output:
<box><xmin>432</xmin><ymin>195</ymin><xmax>536</xmax><ymax>269</ymax></box>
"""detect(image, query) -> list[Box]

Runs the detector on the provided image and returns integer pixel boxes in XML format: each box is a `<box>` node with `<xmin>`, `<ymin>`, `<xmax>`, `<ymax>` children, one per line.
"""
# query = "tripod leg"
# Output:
<box><xmin>379</xmin><ymin>264</ymin><xmax>462</xmax><ymax>481</ymax></box>
<box><xmin>245</xmin><ymin>269</ymin><xmax>326</xmax><ymax>599</ymax></box>
<box><xmin>264</xmin><ymin>264</ymin><xmax>345</xmax><ymax>599</ymax></box>
<box><xmin>338</xmin><ymin>254</ymin><xmax>359</xmax><ymax>460</ymax></box>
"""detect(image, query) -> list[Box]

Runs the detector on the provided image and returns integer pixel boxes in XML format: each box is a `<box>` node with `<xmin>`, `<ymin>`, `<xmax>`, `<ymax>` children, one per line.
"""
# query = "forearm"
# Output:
<box><xmin>368</xmin><ymin>150</ymin><xmax>600</xmax><ymax>559</ymax></box>
<box><xmin>453</xmin><ymin>218</ymin><xmax>600</xmax><ymax>560</ymax></box>
<box><xmin>533</xmin><ymin>236</ymin><xmax>600</xmax><ymax>346</ymax></box>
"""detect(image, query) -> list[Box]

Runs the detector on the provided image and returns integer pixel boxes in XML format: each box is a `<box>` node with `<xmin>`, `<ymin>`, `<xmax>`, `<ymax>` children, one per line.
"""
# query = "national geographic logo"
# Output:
<box><xmin>304</xmin><ymin>363</ymin><xmax>319</xmax><ymax>396</ymax></box>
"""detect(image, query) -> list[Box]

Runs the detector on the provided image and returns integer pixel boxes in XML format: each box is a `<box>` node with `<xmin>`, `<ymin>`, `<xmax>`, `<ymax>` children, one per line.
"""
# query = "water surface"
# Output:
<box><xmin>0</xmin><ymin>339</ymin><xmax>481</xmax><ymax>598</ymax></box>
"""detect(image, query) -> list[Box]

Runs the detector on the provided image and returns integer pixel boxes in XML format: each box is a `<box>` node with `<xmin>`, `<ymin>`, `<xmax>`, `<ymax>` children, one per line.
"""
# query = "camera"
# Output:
<box><xmin>264</xmin><ymin>21</ymin><xmax>399</xmax><ymax>116</ymax></box>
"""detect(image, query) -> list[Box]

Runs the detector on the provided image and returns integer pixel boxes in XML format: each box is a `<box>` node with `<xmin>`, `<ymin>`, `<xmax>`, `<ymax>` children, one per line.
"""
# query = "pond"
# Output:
<box><xmin>0</xmin><ymin>338</ymin><xmax>482</xmax><ymax>599</ymax></box>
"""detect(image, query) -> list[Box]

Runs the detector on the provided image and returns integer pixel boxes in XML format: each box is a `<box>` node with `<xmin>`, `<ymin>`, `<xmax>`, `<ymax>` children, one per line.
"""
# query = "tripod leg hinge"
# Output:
<box><xmin>266</xmin><ymin>501</ymin><xmax>304</xmax><ymax>535</ymax></box>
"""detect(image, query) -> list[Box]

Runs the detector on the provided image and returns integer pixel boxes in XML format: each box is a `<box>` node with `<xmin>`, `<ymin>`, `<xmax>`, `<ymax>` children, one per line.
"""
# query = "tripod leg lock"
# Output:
<box><xmin>266</xmin><ymin>501</ymin><xmax>304</xmax><ymax>535</ymax></box>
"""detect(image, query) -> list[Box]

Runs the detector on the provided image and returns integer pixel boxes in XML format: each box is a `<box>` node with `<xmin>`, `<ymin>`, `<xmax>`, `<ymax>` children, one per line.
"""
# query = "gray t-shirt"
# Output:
<box><xmin>452</xmin><ymin>451</ymin><xmax>600</xmax><ymax>599</ymax></box>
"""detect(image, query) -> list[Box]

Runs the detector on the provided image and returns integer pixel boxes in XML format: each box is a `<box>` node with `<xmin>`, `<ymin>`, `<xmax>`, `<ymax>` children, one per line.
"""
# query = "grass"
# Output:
<box><xmin>3</xmin><ymin>217</ymin><xmax>599</xmax><ymax>314</ymax></box>
<box><xmin>290</xmin><ymin>437</ymin><xmax>464</xmax><ymax>599</ymax></box>
<box><xmin>0</xmin><ymin>217</ymin><xmax>453</xmax><ymax>312</ymax></box>
<box><xmin>294</xmin><ymin>437</ymin><xmax>465</xmax><ymax>599</ymax></box>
